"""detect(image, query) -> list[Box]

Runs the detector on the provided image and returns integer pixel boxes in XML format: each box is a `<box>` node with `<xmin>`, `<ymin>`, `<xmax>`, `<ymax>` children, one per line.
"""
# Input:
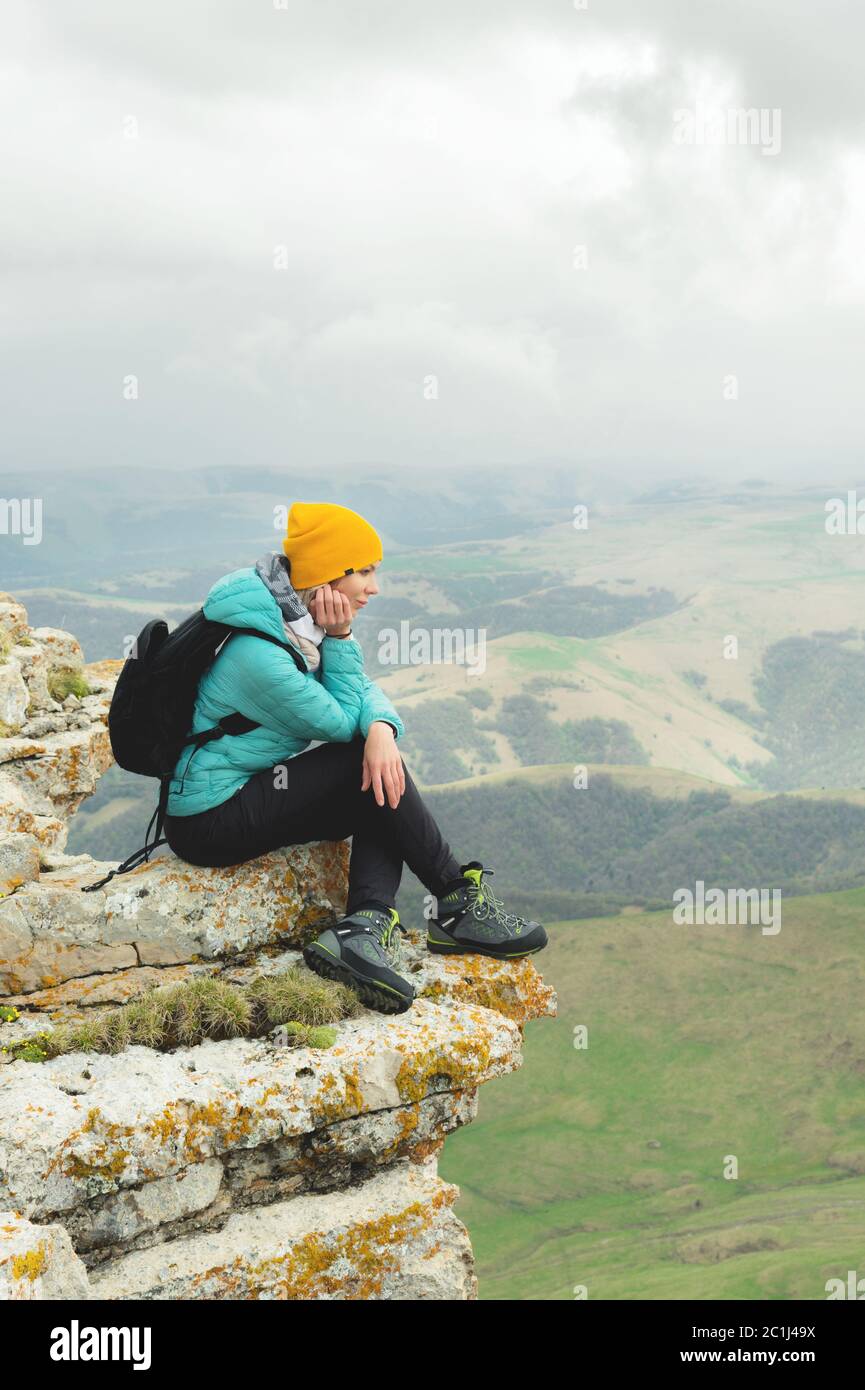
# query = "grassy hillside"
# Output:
<box><xmin>410</xmin><ymin>765</ymin><xmax>865</xmax><ymax>911</ymax></box>
<box><xmin>372</xmin><ymin>490</ymin><xmax>865</xmax><ymax>789</ymax></box>
<box><xmin>440</xmin><ymin>887</ymin><xmax>865</xmax><ymax>1300</ymax></box>
<box><xmin>426</xmin><ymin>760</ymin><xmax>865</xmax><ymax>805</ymax></box>
<box><xmin>752</xmin><ymin>633</ymin><xmax>865</xmax><ymax>791</ymax></box>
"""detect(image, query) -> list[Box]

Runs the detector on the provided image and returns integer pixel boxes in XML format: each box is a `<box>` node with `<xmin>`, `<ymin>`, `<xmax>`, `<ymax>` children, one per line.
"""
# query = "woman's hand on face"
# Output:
<box><xmin>308</xmin><ymin>583</ymin><xmax>353</xmax><ymax>635</ymax></box>
<box><xmin>362</xmin><ymin>723</ymin><xmax>405</xmax><ymax>809</ymax></box>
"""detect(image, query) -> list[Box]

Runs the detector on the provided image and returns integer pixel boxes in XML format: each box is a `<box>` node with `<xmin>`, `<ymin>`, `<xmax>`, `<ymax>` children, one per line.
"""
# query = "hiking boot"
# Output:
<box><xmin>303</xmin><ymin>904</ymin><xmax>415</xmax><ymax>1014</ymax></box>
<box><xmin>428</xmin><ymin>861</ymin><xmax>548</xmax><ymax>959</ymax></box>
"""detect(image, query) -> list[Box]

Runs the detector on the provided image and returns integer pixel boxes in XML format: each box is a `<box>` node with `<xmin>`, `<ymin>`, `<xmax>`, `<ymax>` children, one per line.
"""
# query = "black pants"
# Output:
<box><xmin>163</xmin><ymin>736</ymin><xmax>463</xmax><ymax>917</ymax></box>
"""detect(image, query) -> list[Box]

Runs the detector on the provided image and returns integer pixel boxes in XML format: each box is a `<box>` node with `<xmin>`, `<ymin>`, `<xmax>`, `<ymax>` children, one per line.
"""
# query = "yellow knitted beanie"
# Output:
<box><xmin>282</xmin><ymin>501</ymin><xmax>383</xmax><ymax>590</ymax></box>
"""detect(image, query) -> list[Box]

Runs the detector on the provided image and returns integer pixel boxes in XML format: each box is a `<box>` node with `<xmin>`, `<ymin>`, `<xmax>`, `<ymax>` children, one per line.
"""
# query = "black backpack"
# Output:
<box><xmin>80</xmin><ymin>609</ymin><xmax>306</xmax><ymax>892</ymax></box>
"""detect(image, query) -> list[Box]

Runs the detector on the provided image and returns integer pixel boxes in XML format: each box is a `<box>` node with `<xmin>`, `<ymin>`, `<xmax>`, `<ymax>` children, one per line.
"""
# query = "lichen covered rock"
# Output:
<box><xmin>0</xmin><ymin>1000</ymin><xmax>522</xmax><ymax>1219</ymax></box>
<box><xmin>0</xmin><ymin>1209</ymin><xmax>91</xmax><ymax>1300</ymax></box>
<box><xmin>0</xmin><ymin>842</ymin><xmax>350</xmax><ymax>998</ymax></box>
<box><xmin>90</xmin><ymin>1158</ymin><xmax>475</xmax><ymax>1300</ymax></box>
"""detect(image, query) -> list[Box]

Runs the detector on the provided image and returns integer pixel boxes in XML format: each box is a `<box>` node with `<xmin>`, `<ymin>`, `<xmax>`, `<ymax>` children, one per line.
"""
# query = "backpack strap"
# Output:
<box><xmin>81</xmin><ymin>776</ymin><xmax>172</xmax><ymax>892</ymax></box>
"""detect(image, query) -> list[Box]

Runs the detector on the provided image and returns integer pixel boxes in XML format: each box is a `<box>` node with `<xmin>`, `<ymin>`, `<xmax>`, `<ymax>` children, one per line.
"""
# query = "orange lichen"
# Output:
<box><xmin>395</xmin><ymin>1035</ymin><xmax>492</xmax><ymax>1104</ymax></box>
<box><xmin>44</xmin><ymin>1107</ymin><xmax>137</xmax><ymax>1183</ymax></box>
<box><xmin>418</xmin><ymin>955</ymin><xmax>555</xmax><ymax>1024</ymax></box>
<box><xmin>408</xmin><ymin>1135</ymin><xmax>446</xmax><ymax>1163</ymax></box>
<box><xmin>189</xmin><ymin>1187</ymin><xmax>453</xmax><ymax>1300</ymax></box>
<box><xmin>397</xmin><ymin>1105</ymin><xmax>420</xmax><ymax>1146</ymax></box>
<box><xmin>11</xmin><ymin>1241</ymin><xmax>47</xmax><ymax>1281</ymax></box>
<box><xmin>143</xmin><ymin>1083</ymin><xmax>287</xmax><ymax>1165</ymax></box>
<box><xmin>311</xmin><ymin>1067</ymin><xmax>364</xmax><ymax>1125</ymax></box>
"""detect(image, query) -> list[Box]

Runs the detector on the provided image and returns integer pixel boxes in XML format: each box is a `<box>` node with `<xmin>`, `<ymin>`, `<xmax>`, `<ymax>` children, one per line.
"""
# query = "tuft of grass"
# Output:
<box><xmin>246</xmin><ymin>968</ymin><xmax>358</xmax><ymax>1029</ymax></box>
<box><xmin>0</xmin><ymin>629</ymin><xmax>11</xmax><ymax>664</ymax></box>
<box><xmin>47</xmin><ymin>666</ymin><xmax>91</xmax><ymax>702</ymax></box>
<box><xmin>2</xmin><ymin>965</ymin><xmax>360</xmax><ymax>1062</ymax></box>
<box><xmin>171</xmin><ymin>977</ymin><xmax>251</xmax><ymax>1045</ymax></box>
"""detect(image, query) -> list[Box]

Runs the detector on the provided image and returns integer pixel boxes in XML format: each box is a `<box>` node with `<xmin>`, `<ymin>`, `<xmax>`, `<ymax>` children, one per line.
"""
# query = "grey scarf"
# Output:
<box><xmin>254</xmin><ymin>551</ymin><xmax>324</xmax><ymax>670</ymax></box>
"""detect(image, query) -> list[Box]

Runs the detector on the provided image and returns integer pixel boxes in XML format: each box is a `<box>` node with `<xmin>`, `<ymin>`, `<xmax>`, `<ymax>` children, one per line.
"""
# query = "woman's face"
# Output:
<box><xmin>328</xmin><ymin>561</ymin><xmax>381</xmax><ymax>614</ymax></box>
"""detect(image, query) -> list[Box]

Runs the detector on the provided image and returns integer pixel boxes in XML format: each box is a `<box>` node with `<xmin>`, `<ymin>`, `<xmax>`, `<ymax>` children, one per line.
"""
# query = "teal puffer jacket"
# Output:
<box><xmin>166</xmin><ymin>566</ymin><xmax>405</xmax><ymax>817</ymax></box>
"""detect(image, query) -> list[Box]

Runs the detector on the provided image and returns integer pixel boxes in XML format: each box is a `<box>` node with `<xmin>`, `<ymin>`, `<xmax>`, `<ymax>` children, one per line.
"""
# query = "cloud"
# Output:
<box><xmin>2</xmin><ymin>0</ymin><xmax>864</xmax><ymax>480</ymax></box>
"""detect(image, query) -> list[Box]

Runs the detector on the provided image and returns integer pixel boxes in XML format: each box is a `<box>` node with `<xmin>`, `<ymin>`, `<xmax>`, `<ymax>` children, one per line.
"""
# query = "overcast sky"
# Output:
<box><xmin>2</xmin><ymin>1</ymin><xmax>863</xmax><ymax>485</ymax></box>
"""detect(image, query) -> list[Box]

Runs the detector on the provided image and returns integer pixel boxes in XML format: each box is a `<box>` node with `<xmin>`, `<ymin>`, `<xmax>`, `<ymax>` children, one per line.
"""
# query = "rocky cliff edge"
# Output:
<box><xmin>0</xmin><ymin>593</ymin><xmax>555</xmax><ymax>1301</ymax></box>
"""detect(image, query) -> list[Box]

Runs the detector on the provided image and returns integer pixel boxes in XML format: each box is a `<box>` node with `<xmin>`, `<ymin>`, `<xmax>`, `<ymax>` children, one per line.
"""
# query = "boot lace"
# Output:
<box><xmin>465</xmin><ymin>869</ymin><xmax>527</xmax><ymax>936</ymax></box>
<box><xmin>380</xmin><ymin>918</ymin><xmax>407</xmax><ymax>968</ymax></box>
<box><xmin>351</xmin><ymin>909</ymin><xmax>407</xmax><ymax>966</ymax></box>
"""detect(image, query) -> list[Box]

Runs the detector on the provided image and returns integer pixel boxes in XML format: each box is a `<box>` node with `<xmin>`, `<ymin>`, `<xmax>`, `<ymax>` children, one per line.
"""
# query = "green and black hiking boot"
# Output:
<box><xmin>303</xmin><ymin>904</ymin><xmax>415</xmax><ymax>1015</ymax></box>
<box><xmin>428</xmin><ymin>861</ymin><xmax>548</xmax><ymax>959</ymax></box>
